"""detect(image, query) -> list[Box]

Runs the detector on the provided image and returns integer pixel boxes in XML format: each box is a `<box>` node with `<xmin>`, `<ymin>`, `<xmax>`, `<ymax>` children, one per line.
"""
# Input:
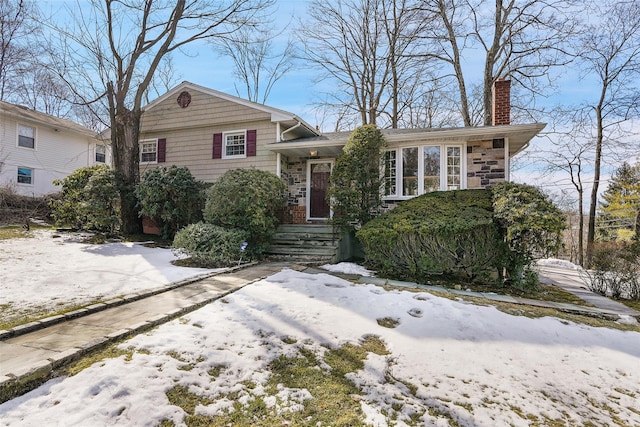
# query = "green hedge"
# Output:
<box><xmin>356</xmin><ymin>190</ymin><xmax>505</xmax><ymax>283</ymax></box>
<box><xmin>204</xmin><ymin>168</ymin><xmax>285</xmax><ymax>258</ymax></box>
<box><xmin>172</xmin><ymin>223</ymin><xmax>250</xmax><ymax>268</ymax></box>
<box><xmin>50</xmin><ymin>165</ymin><xmax>120</xmax><ymax>234</ymax></box>
<box><xmin>136</xmin><ymin>166</ymin><xmax>205</xmax><ymax>239</ymax></box>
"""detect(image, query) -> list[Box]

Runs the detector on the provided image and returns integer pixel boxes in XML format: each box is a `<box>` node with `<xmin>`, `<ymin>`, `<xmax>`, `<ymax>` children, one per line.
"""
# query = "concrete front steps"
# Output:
<box><xmin>268</xmin><ymin>224</ymin><xmax>340</xmax><ymax>264</ymax></box>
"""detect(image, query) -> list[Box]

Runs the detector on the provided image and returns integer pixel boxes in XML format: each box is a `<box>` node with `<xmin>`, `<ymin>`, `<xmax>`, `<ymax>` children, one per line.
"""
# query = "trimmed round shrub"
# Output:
<box><xmin>50</xmin><ymin>165</ymin><xmax>120</xmax><ymax>234</ymax></box>
<box><xmin>136</xmin><ymin>166</ymin><xmax>206</xmax><ymax>239</ymax></box>
<box><xmin>172</xmin><ymin>222</ymin><xmax>250</xmax><ymax>268</ymax></box>
<box><xmin>356</xmin><ymin>189</ymin><xmax>505</xmax><ymax>283</ymax></box>
<box><xmin>204</xmin><ymin>168</ymin><xmax>286</xmax><ymax>258</ymax></box>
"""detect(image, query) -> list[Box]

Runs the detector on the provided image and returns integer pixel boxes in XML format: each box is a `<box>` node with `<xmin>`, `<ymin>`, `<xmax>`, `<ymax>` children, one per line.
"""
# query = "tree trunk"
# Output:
<box><xmin>577</xmin><ymin>189</ymin><xmax>584</xmax><ymax>267</ymax></box>
<box><xmin>111</xmin><ymin>105</ymin><xmax>143</xmax><ymax>235</ymax></box>
<box><xmin>586</xmin><ymin>105</ymin><xmax>603</xmax><ymax>267</ymax></box>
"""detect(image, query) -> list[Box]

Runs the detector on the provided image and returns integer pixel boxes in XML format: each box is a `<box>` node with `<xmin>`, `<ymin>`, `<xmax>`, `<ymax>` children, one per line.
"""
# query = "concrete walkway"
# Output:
<box><xmin>537</xmin><ymin>266</ymin><xmax>640</xmax><ymax>317</ymax></box>
<box><xmin>0</xmin><ymin>262</ymin><xmax>300</xmax><ymax>403</ymax></box>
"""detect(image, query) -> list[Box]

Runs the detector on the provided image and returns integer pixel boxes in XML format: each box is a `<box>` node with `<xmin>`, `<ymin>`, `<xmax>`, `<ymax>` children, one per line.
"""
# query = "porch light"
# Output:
<box><xmin>309</xmin><ymin>150</ymin><xmax>318</xmax><ymax>158</ymax></box>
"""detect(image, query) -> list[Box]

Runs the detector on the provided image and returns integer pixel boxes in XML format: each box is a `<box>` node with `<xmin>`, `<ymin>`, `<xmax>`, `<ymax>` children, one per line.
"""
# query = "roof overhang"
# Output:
<box><xmin>267</xmin><ymin>123</ymin><xmax>546</xmax><ymax>158</ymax></box>
<box><xmin>0</xmin><ymin>101</ymin><xmax>98</xmax><ymax>139</ymax></box>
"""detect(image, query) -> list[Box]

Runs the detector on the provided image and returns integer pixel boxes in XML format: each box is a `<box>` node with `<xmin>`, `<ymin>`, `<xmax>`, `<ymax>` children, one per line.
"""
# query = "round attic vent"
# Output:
<box><xmin>177</xmin><ymin>91</ymin><xmax>191</xmax><ymax>108</ymax></box>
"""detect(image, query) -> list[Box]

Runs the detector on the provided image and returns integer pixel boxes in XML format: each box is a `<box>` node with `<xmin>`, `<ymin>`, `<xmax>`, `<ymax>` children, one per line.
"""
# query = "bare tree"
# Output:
<box><xmin>297</xmin><ymin>0</ymin><xmax>433</xmax><ymax>129</ymax></box>
<box><xmin>576</xmin><ymin>0</ymin><xmax>640</xmax><ymax>266</ymax></box>
<box><xmin>531</xmin><ymin>112</ymin><xmax>594</xmax><ymax>266</ymax></box>
<box><xmin>0</xmin><ymin>0</ymin><xmax>39</xmax><ymax>101</ymax></box>
<box><xmin>418</xmin><ymin>0</ymin><xmax>577</xmax><ymax>126</ymax></box>
<box><xmin>45</xmin><ymin>0</ymin><xmax>274</xmax><ymax>234</ymax></box>
<box><xmin>142</xmin><ymin>54</ymin><xmax>182</xmax><ymax>105</ymax></box>
<box><xmin>215</xmin><ymin>25</ymin><xmax>295</xmax><ymax>104</ymax></box>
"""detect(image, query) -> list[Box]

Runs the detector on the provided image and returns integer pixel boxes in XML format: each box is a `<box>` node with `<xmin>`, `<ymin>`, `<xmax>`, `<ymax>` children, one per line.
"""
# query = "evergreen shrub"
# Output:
<box><xmin>491</xmin><ymin>182</ymin><xmax>566</xmax><ymax>288</ymax></box>
<box><xmin>328</xmin><ymin>125</ymin><xmax>387</xmax><ymax>231</ymax></box>
<box><xmin>356</xmin><ymin>189</ymin><xmax>504</xmax><ymax>283</ymax></box>
<box><xmin>50</xmin><ymin>165</ymin><xmax>120</xmax><ymax>234</ymax></box>
<box><xmin>136</xmin><ymin>166</ymin><xmax>205</xmax><ymax>239</ymax></box>
<box><xmin>203</xmin><ymin>168</ymin><xmax>286</xmax><ymax>258</ymax></box>
<box><xmin>172</xmin><ymin>223</ymin><xmax>249</xmax><ymax>268</ymax></box>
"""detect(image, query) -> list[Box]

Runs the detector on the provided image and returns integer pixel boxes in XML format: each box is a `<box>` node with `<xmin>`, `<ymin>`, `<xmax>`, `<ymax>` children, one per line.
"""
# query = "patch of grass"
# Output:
<box><xmin>0</xmin><ymin>226</ymin><xmax>31</xmax><ymax>240</ymax></box>
<box><xmin>618</xmin><ymin>298</ymin><xmax>640</xmax><ymax>312</ymax></box>
<box><xmin>281</xmin><ymin>335</ymin><xmax>297</xmax><ymax>344</ymax></box>
<box><xmin>208</xmin><ymin>364</ymin><xmax>228</xmax><ymax>379</ymax></box>
<box><xmin>61</xmin><ymin>345</ymin><xmax>135</xmax><ymax>376</ymax></box>
<box><xmin>360</xmin><ymin>335</ymin><xmax>390</xmax><ymax>355</ymax></box>
<box><xmin>427</xmin><ymin>406</ymin><xmax>460</xmax><ymax>426</ymax></box>
<box><xmin>170</xmin><ymin>336</ymin><xmax>389</xmax><ymax>426</ymax></box>
<box><xmin>166</xmin><ymin>384</ymin><xmax>214</xmax><ymax>415</ymax></box>
<box><xmin>533</xmin><ymin>285</ymin><xmax>594</xmax><ymax>306</ymax></box>
<box><xmin>377</xmin><ymin>317</ymin><xmax>400</xmax><ymax>328</ymax></box>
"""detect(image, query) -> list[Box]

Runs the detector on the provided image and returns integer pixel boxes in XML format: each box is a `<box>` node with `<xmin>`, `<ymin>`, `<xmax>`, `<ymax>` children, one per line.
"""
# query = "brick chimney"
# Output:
<box><xmin>492</xmin><ymin>78</ymin><xmax>511</xmax><ymax>126</ymax></box>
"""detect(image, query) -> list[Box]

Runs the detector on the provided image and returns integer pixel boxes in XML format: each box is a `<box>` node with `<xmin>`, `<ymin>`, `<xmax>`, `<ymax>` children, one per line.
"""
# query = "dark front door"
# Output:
<box><xmin>309</xmin><ymin>162</ymin><xmax>331</xmax><ymax>219</ymax></box>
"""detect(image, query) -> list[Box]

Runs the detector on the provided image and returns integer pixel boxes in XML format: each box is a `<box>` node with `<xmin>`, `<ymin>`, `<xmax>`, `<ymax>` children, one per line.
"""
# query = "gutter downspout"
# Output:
<box><xmin>276</xmin><ymin>122</ymin><xmax>282</xmax><ymax>177</ymax></box>
<box><xmin>280</xmin><ymin>120</ymin><xmax>303</xmax><ymax>142</ymax></box>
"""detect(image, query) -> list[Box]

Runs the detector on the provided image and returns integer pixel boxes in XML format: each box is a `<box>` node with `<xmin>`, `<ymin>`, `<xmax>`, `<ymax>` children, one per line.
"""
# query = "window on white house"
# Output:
<box><xmin>384</xmin><ymin>144</ymin><xmax>463</xmax><ymax>198</ymax></box>
<box><xmin>140</xmin><ymin>140</ymin><xmax>157</xmax><ymax>163</ymax></box>
<box><xmin>96</xmin><ymin>145</ymin><xmax>106</xmax><ymax>163</ymax></box>
<box><xmin>18</xmin><ymin>125</ymin><xmax>35</xmax><ymax>149</ymax></box>
<box><xmin>383</xmin><ymin>150</ymin><xmax>397</xmax><ymax>196</ymax></box>
<box><xmin>17</xmin><ymin>167</ymin><xmax>33</xmax><ymax>184</ymax></box>
<box><xmin>447</xmin><ymin>146</ymin><xmax>461</xmax><ymax>190</ymax></box>
<box><xmin>402</xmin><ymin>147</ymin><xmax>419</xmax><ymax>196</ymax></box>
<box><xmin>423</xmin><ymin>146</ymin><xmax>441</xmax><ymax>193</ymax></box>
<box><xmin>224</xmin><ymin>131</ymin><xmax>246</xmax><ymax>158</ymax></box>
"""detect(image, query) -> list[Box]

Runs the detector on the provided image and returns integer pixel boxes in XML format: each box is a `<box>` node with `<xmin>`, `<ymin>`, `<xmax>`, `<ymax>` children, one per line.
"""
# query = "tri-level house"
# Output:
<box><xmin>0</xmin><ymin>101</ymin><xmax>110</xmax><ymax>196</ymax></box>
<box><xmin>139</xmin><ymin>80</ymin><xmax>545</xmax><ymax>261</ymax></box>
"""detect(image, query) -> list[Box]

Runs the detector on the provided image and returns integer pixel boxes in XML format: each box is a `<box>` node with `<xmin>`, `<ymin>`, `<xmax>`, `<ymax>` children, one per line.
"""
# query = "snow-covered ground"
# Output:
<box><xmin>536</xmin><ymin>258</ymin><xmax>582</xmax><ymax>270</ymax></box>
<box><xmin>1</xmin><ymin>268</ymin><xmax>639</xmax><ymax>426</ymax></box>
<box><xmin>0</xmin><ymin>230</ymin><xmax>218</xmax><ymax>323</ymax></box>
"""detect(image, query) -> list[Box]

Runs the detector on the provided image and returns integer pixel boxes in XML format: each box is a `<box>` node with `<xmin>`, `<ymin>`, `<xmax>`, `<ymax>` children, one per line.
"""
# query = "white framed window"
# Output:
<box><xmin>402</xmin><ymin>147</ymin><xmax>419</xmax><ymax>196</ymax></box>
<box><xmin>18</xmin><ymin>124</ymin><xmax>35</xmax><ymax>149</ymax></box>
<box><xmin>384</xmin><ymin>144</ymin><xmax>464</xmax><ymax>198</ymax></box>
<box><xmin>446</xmin><ymin>146</ymin><xmax>461</xmax><ymax>190</ymax></box>
<box><xmin>96</xmin><ymin>144</ymin><xmax>106</xmax><ymax>163</ymax></box>
<box><xmin>140</xmin><ymin>139</ymin><xmax>157</xmax><ymax>163</ymax></box>
<box><xmin>423</xmin><ymin>146</ymin><xmax>441</xmax><ymax>193</ymax></box>
<box><xmin>223</xmin><ymin>130</ymin><xmax>246</xmax><ymax>158</ymax></box>
<box><xmin>383</xmin><ymin>150</ymin><xmax>397</xmax><ymax>196</ymax></box>
<box><xmin>17</xmin><ymin>167</ymin><xmax>33</xmax><ymax>185</ymax></box>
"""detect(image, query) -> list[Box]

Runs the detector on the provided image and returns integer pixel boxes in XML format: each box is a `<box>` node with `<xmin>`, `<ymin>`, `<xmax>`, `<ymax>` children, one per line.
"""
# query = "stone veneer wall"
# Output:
<box><xmin>467</xmin><ymin>139</ymin><xmax>506</xmax><ymax>189</ymax></box>
<box><xmin>278</xmin><ymin>156</ymin><xmax>308</xmax><ymax>224</ymax></box>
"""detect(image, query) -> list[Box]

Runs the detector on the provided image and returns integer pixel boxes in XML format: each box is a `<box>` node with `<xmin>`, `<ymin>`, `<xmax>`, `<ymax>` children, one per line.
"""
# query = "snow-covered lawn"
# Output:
<box><xmin>1</xmin><ymin>268</ymin><xmax>639</xmax><ymax>426</ymax></box>
<box><xmin>0</xmin><ymin>230</ymin><xmax>217</xmax><ymax>327</ymax></box>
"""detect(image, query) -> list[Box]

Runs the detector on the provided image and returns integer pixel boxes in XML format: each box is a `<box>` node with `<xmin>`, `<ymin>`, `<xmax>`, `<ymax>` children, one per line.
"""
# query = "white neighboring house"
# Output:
<box><xmin>0</xmin><ymin>101</ymin><xmax>110</xmax><ymax>196</ymax></box>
